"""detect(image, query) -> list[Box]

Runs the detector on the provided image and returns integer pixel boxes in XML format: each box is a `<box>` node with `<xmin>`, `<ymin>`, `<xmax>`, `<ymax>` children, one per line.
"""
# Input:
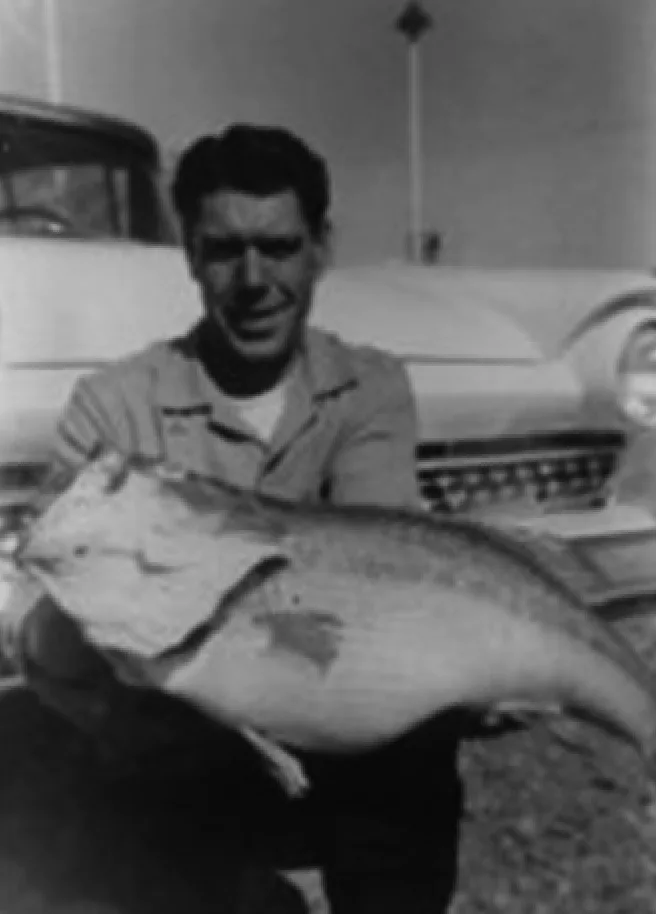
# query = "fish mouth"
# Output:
<box><xmin>16</xmin><ymin>549</ymin><xmax>65</xmax><ymax>574</ymax></box>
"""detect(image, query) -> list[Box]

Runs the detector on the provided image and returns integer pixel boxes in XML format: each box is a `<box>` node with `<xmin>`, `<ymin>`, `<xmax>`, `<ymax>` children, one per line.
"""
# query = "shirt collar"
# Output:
<box><xmin>159</xmin><ymin>321</ymin><xmax>357</xmax><ymax>403</ymax></box>
<box><xmin>302</xmin><ymin>326</ymin><xmax>358</xmax><ymax>402</ymax></box>
<box><xmin>153</xmin><ymin>321</ymin><xmax>359</xmax><ymax>454</ymax></box>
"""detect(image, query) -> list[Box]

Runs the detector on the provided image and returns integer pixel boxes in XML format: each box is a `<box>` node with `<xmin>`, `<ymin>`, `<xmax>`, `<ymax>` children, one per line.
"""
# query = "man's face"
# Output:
<box><xmin>187</xmin><ymin>189</ymin><xmax>327</xmax><ymax>367</ymax></box>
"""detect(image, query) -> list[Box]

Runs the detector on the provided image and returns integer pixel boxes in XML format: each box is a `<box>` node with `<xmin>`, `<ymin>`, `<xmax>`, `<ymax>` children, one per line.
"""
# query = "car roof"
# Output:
<box><xmin>0</xmin><ymin>94</ymin><xmax>160</xmax><ymax>165</ymax></box>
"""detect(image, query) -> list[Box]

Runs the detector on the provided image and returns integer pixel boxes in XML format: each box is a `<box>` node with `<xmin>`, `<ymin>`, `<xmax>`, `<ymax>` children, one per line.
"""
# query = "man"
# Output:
<box><xmin>3</xmin><ymin>125</ymin><xmax>463</xmax><ymax>913</ymax></box>
<box><xmin>48</xmin><ymin>124</ymin><xmax>419</xmax><ymax>504</ymax></box>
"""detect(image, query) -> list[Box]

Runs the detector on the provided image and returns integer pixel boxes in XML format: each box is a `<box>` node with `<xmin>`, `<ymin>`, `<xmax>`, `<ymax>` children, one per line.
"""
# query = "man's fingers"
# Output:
<box><xmin>153</xmin><ymin>463</ymin><xmax>188</xmax><ymax>482</ymax></box>
<box><xmin>0</xmin><ymin>531</ymin><xmax>20</xmax><ymax>560</ymax></box>
<box><xmin>94</xmin><ymin>449</ymin><xmax>130</xmax><ymax>493</ymax></box>
<box><xmin>97</xmin><ymin>450</ymin><xmax>188</xmax><ymax>492</ymax></box>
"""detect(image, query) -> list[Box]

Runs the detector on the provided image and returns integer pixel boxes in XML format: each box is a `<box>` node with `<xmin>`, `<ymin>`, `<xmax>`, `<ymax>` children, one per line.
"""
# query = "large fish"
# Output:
<box><xmin>13</xmin><ymin>451</ymin><xmax>656</xmax><ymax>786</ymax></box>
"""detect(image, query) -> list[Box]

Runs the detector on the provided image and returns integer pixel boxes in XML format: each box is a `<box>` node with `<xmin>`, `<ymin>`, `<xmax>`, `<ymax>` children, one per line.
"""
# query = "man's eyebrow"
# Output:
<box><xmin>199</xmin><ymin>231</ymin><xmax>304</xmax><ymax>241</ymax></box>
<box><xmin>198</xmin><ymin>234</ymin><xmax>304</xmax><ymax>254</ymax></box>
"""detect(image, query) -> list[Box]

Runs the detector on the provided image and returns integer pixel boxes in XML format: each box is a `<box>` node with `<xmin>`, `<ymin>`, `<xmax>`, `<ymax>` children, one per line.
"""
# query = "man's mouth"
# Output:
<box><xmin>230</xmin><ymin>300</ymin><xmax>290</xmax><ymax>335</ymax></box>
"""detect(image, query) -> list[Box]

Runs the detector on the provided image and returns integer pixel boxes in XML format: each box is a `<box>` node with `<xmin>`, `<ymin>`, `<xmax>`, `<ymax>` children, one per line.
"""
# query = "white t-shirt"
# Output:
<box><xmin>224</xmin><ymin>377</ymin><xmax>288</xmax><ymax>441</ymax></box>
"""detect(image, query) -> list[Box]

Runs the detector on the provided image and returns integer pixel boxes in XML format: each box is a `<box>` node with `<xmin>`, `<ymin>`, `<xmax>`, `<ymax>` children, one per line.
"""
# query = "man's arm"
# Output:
<box><xmin>328</xmin><ymin>352</ymin><xmax>421</xmax><ymax>509</ymax></box>
<box><xmin>45</xmin><ymin>373</ymin><xmax>131</xmax><ymax>488</ymax></box>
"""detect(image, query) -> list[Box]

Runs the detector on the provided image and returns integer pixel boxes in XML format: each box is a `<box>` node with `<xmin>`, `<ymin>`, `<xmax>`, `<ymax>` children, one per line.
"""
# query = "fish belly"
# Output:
<box><xmin>153</xmin><ymin>571</ymin><xmax>656</xmax><ymax>757</ymax></box>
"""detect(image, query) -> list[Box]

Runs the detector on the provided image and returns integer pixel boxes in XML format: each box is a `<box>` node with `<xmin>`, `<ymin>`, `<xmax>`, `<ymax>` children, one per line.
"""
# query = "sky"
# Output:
<box><xmin>2</xmin><ymin>0</ymin><xmax>656</xmax><ymax>268</ymax></box>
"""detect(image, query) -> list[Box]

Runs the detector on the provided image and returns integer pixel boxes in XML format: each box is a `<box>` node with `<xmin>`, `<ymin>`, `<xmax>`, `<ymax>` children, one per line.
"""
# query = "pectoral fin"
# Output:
<box><xmin>240</xmin><ymin>726</ymin><xmax>310</xmax><ymax>797</ymax></box>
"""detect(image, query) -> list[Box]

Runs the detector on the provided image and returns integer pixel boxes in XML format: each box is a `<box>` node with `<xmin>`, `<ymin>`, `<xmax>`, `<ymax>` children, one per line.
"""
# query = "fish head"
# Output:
<box><xmin>16</xmin><ymin>451</ymin><xmax>141</xmax><ymax>574</ymax></box>
<box><xmin>15</xmin><ymin>450</ymin><xmax>258</xmax><ymax>587</ymax></box>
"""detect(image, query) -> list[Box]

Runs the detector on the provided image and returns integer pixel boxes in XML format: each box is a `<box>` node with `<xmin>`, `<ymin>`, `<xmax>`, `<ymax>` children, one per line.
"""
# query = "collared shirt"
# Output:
<box><xmin>50</xmin><ymin>323</ymin><xmax>420</xmax><ymax>508</ymax></box>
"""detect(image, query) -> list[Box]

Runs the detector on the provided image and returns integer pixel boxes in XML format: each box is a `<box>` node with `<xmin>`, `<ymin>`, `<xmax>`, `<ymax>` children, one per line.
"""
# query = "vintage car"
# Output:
<box><xmin>2</xmin><ymin>95</ymin><xmax>656</xmax><ymax>614</ymax></box>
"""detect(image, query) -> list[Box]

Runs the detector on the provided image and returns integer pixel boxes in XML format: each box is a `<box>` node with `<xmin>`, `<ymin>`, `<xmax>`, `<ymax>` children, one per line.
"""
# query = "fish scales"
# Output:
<box><xmin>223</xmin><ymin>488</ymin><xmax>656</xmax><ymax>701</ymax></box>
<box><xmin>16</xmin><ymin>453</ymin><xmax>656</xmax><ymax>764</ymax></box>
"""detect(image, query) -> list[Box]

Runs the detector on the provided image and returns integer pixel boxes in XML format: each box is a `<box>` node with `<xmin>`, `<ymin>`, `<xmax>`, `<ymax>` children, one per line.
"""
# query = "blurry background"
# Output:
<box><xmin>1</xmin><ymin>0</ymin><xmax>656</xmax><ymax>269</ymax></box>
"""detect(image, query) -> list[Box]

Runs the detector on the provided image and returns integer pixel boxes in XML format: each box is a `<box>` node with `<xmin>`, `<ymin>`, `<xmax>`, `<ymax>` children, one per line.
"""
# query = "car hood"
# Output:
<box><xmin>313</xmin><ymin>267</ymin><xmax>542</xmax><ymax>361</ymax></box>
<box><xmin>352</xmin><ymin>262</ymin><xmax>656</xmax><ymax>358</ymax></box>
<box><xmin>0</xmin><ymin>238</ymin><xmax>199</xmax><ymax>366</ymax></box>
<box><xmin>1</xmin><ymin>239</ymin><xmax>655</xmax><ymax>366</ymax></box>
<box><xmin>0</xmin><ymin>240</ymin><xmax>537</xmax><ymax>365</ymax></box>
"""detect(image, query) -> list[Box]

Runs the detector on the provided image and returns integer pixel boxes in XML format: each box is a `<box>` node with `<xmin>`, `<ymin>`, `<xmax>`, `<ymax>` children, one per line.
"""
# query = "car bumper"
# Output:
<box><xmin>500</xmin><ymin>503</ymin><xmax>656</xmax><ymax>611</ymax></box>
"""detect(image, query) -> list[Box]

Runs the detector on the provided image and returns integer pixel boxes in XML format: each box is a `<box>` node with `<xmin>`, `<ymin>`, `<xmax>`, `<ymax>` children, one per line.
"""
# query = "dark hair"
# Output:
<box><xmin>171</xmin><ymin>124</ymin><xmax>331</xmax><ymax>241</ymax></box>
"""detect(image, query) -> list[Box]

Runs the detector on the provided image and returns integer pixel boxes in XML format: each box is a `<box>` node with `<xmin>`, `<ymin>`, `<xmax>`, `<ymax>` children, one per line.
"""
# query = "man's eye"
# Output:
<box><xmin>200</xmin><ymin>239</ymin><xmax>244</xmax><ymax>262</ymax></box>
<box><xmin>257</xmin><ymin>238</ymin><xmax>303</xmax><ymax>260</ymax></box>
<box><xmin>198</xmin><ymin>236</ymin><xmax>304</xmax><ymax>263</ymax></box>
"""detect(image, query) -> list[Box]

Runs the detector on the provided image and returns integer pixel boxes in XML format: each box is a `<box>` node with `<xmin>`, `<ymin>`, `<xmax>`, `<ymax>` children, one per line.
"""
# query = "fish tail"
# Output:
<box><xmin>240</xmin><ymin>727</ymin><xmax>310</xmax><ymax>798</ymax></box>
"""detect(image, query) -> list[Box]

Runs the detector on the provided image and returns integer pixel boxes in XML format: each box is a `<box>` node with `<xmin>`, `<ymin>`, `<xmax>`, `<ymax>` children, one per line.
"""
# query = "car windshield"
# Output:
<box><xmin>0</xmin><ymin>110</ymin><xmax>176</xmax><ymax>243</ymax></box>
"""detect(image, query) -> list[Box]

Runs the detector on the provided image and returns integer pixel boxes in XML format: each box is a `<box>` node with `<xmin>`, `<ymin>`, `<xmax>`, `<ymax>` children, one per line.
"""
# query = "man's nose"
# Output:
<box><xmin>241</xmin><ymin>244</ymin><xmax>265</xmax><ymax>287</ymax></box>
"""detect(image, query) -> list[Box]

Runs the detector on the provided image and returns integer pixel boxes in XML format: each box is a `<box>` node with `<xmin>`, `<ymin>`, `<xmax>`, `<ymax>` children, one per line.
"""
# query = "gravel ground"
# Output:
<box><xmin>453</xmin><ymin>720</ymin><xmax>656</xmax><ymax>913</ymax></box>
<box><xmin>449</xmin><ymin>609</ymin><xmax>656</xmax><ymax>914</ymax></box>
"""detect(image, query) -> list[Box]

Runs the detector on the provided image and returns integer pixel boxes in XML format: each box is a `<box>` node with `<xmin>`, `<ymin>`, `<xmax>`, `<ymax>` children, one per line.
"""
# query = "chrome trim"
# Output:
<box><xmin>417</xmin><ymin>432</ymin><xmax>624</xmax><ymax>515</ymax></box>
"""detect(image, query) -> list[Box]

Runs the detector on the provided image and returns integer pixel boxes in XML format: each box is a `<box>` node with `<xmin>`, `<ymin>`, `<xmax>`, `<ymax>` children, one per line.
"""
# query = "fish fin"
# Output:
<box><xmin>481</xmin><ymin>701</ymin><xmax>563</xmax><ymax>729</ymax></box>
<box><xmin>543</xmin><ymin>719</ymin><xmax>599</xmax><ymax>758</ymax></box>
<box><xmin>488</xmin><ymin>700</ymin><xmax>564</xmax><ymax>717</ymax></box>
<box><xmin>460</xmin><ymin>702</ymin><xmax>566</xmax><ymax>740</ymax></box>
<box><xmin>224</xmin><ymin>493</ymin><xmax>289</xmax><ymax>542</ymax></box>
<box><xmin>240</xmin><ymin>726</ymin><xmax>310</xmax><ymax>798</ymax></box>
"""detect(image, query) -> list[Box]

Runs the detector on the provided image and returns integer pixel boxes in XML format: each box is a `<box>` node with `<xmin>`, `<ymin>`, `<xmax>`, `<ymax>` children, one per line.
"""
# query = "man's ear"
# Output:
<box><xmin>312</xmin><ymin>219</ymin><xmax>333</xmax><ymax>276</ymax></box>
<box><xmin>182</xmin><ymin>228</ymin><xmax>201</xmax><ymax>280</ymax></box>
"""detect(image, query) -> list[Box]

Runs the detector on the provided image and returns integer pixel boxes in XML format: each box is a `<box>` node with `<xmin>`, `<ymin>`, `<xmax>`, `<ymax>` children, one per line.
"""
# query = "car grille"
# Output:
<box><xmin>417</xmin><ymin>431</ymin><xmax>624</xmax><ymax>514</ymax></box>
<box><xmin>0</xmin><ymin>463</ymin><xmax>48</xmax><ymax>491</ymax></box>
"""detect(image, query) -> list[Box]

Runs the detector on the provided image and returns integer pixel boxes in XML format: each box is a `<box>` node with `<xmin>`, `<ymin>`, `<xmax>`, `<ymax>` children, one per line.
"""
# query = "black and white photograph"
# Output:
<box><xmin>0</xmin><ymin>2</ymin><xmax>656</xmax><ymax>912</ymax></box>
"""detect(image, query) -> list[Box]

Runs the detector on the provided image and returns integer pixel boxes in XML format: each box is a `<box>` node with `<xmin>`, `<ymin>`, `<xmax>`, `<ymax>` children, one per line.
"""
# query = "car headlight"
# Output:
<box><xmin>617</xmin><ymin>322</ymin><xmax>656</xmax><ymax>427</ymax></box>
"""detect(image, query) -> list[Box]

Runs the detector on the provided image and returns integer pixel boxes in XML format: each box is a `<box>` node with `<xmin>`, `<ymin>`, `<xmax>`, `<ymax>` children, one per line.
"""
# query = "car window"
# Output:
<box><xmin>0</xmin><ymin>163</ymin><xmax>125</xmax><ymax>237</ymax></box>
<box><xmin>0</xmin><ymin>114</ymin><xmax>174</xmax><ymax>243</ymax></box>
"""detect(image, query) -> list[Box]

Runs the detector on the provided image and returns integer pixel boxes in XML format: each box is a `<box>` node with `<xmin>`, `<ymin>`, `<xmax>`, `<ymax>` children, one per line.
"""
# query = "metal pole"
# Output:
<box><xmin>43</xmin><ymin>0</ymin><xmax>63</xmax><ymax>104</ymax></box>
<box><xmin>395</xmin><ymin>2</ymin><xmax>432</xmax><ymax>263</ymax></box>
<box><xmin>408</xmin><ymin>39</ymin><xmax>423</xmax><ymax>263</ymax></box>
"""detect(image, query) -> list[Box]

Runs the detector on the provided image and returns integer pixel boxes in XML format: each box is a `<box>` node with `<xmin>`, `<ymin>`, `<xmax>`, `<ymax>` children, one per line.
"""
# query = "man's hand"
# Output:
<box><xmin>0</xmin><ymin>530</ymin><xmax>37</xmax><ymax>675</ymax></box>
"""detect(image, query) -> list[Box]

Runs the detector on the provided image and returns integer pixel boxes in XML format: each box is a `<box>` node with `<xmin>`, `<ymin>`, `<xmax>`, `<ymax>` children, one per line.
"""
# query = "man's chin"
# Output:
<box><xmin>230</xmin><ymin>333</ymin><xmax>294</xmax><ymax>367</ymax></box>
